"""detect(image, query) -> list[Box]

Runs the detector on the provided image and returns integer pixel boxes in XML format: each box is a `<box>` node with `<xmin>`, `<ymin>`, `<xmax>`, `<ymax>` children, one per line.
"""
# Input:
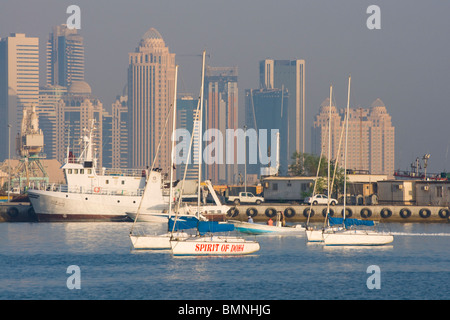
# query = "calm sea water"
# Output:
<box><xmin>0</xmin><ymin>222</ymin><xmax>449</xmax><ymax>300</ymax></box>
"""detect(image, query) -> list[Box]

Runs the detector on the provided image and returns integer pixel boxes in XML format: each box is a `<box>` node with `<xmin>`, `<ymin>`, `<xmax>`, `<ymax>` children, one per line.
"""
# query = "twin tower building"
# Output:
<box><xmin>0</xmin><ymin>26</ymin><xmax>394</xmax><ymax>185</ymax></box>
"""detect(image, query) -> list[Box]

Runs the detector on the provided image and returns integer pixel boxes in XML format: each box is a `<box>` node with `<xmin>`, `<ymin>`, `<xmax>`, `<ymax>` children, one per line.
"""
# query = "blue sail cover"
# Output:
<box><xmin>328</xmin><ymin>217</ymin><xmax>375</xmax><ymax>228</ymax></box>
<box><xmin>168</xmin><ymin>216</ymin><xmax>199</xmax><ymax>231</ymax></box>
<box><xmin>197</xmin><ymin>221</ymin><xmax>235</xmax><ymax>235</ymax></box>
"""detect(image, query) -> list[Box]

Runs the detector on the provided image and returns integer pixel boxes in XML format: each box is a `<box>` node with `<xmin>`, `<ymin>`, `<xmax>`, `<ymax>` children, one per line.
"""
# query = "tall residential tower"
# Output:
<box><xmin>46</xmin><ymin>25</ymin><xmax>85</xmax><ymax>87</ymax></box>
<box><xmin>311</xmin><ymin>98</ymin><xmax>395</xmax><ymax>176</ymax></box>
<box><xmin>204</xmin><ymin>66</ymin><xmax>239</xmax><ymax>184</ymax></box>
<box><xmin>0</xmin><ymin>33</ymin><xmax>39</xmax><ymax>161</ymax></box>
<box><xmin>127</xmin><ymin>28</ymin><xmax>176</xmax><ymax>170</ymax></box>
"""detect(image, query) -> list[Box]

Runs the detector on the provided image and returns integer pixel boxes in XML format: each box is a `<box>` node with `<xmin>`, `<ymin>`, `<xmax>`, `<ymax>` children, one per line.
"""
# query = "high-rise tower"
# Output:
<box><xmin>204</xmin><ymin>66</ymin><xmax>239</xmax><ymax>184</ymax></box>
<box><xmin>46</xmin><ymin>25</ymin><xmax>85</xmax><ymax>87</ymax></box>
<box><xmin>127</xmin><ymin>28</ymin><xmax>176</xmax><ymax>170</ymax></box>
<box><xmin>311</xmin><ymin>98</ymin><xmax>395</xmax><ymax>176</ymax></box>
<box><xmin>0</xmin><ymin>33</ymin><xmax>39</xmax><ymax>161</ymax></box>
<box><xmin>259</xmin><ymin>59</ymin><xmax>305</xmax><ymax>159</ymax></box>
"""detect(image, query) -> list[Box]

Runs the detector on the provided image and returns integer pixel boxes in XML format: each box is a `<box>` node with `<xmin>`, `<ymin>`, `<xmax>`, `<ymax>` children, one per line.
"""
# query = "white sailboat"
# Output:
<box><xmin>170</xmin><ymin>51</ymin><xmax>260</xmax><ymax>256</ymax></box>
<box><xmin>321</xmin><ymin>76</ymin><xmax>394</xmax><ymax>246</ymax></box>
<box><xmin>305</xmin><ymin>85</ymin><xmax>335</xmax><ymax>242</ymax></box>
<box><xmin>129</xmin><ymin>65</ymin><xmax>195</xmax><ymax>250</ymax></box>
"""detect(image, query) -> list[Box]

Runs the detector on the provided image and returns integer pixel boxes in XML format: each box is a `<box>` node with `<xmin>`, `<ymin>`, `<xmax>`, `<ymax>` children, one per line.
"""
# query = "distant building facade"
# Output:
<box><xmin>110</xmin><ymin>94</ymin><xmax>128</xmax><ymax>168</ymax></box>
<box><xmin>55</xmin><ymin>81</ymin><xmax>103</xmax><ymax>167</ymax></box>
<box><xmin>176</xmin><ymin>95</ymin><xmax>199</xmax><ymax>181</ymax></box>
<box><xmin>127</xmin><ymin>28</ymin><xmax>176</xmax><ymax>170</ymax></box>
<box><xmin>244</xmin><ymin>88</ymin><xmax>289</xmax><ymax>176</ymax></box>
<box><xmin>204</xmin><ymin>66</ymin><xmax>239</xmax><ymax>184</ymax></box>
<box><xmin>312</xmin><ymin>98</ymin><xmax>395</xmax><ymax>176</ymax></box>
<box><xmin>36</xmin><ymin>85</ymin><xmax>67</xmax><ymax>160</ymax></box>
<box><xmin>259</xmin><ymin>59</ymin><xmax>305</xmax><ymax>159</ymax></box>
<box><xmin>46</xmin><ymin>24</ymin><xmax>85</xmax><ymax>87</ymax></box>
<box><xmin>0</xmin><ymin>33</ymin><xmax>39</xmax><ymax>161</ymax></box>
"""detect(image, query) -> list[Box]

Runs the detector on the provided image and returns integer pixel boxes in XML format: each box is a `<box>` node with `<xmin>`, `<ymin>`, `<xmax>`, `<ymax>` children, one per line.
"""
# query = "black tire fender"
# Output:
<box><xmin>399</xmin><ymin>208</ymin><xmax>411</xmax><ymax>219</ymax></box>
<box><xmin>380</xmin><ymin>208</ymin><xmax>392</xmax><ymax>219</ymax></box>
<box><xmin>419</xmin><ymin>208</ymin><xmax>431</xmax><ymax>218</ymax></box>
<box><xmin>246</xmin><ymin>207</ymin><xmax>258</xmax><ymax>217</ymax></box>
<box><xmin>284</xmin><ymin>207</ymin><xmax>296</xmax><ymax>218</ymax></box>
<box><xmin>265</xmin><ymin>208</ymin><xmax>277</xmax><ymax>218</ymax></box>
<box><xmin>360</xmin><ymin>207</ymin><xmax>372</xmax><ymax>218</ymax></box>
<box><xmin>7</xmin><ymin>207</ymin><xmax>19</xmax><ymax>217</ymax></box>
<box><xmin>303</xmin><ymin>208</ymin><xmax>315</xmax><ymax>218</ymax></box>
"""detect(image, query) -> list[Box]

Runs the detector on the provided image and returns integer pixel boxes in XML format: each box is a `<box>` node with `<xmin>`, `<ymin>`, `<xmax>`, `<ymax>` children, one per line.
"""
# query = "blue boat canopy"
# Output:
<box><xmin>168</xmin><ymin>217</ymin><xmax>235</xmax><ymax>235</ymax></box>
<box><xmin>329</xmin><ymin>217</ymin><xmax>375</xmax><ymax>228</ymax></box>
<box><xmin>198</xmin><ymin>221</ymin><xmax>235</xmax><ymax>235</ymax></box>
<box><xmin>168</xmin><ymin>216</ymin><xmax>199</xmax><ymax>231</ymax></box>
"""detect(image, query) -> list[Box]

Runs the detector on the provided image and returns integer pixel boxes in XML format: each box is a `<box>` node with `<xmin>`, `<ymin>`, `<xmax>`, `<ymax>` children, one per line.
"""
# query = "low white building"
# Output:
<box><xmin>262</xmin><ymin>176</ymin><xmax>315</xmax><ymax>202</ymax></box>
<box><xmin>415</xmin><ymin>181</ymin><xmax>450</xmax><ymax>206</ymax></box>
<box><xmin>377</xmin><ymin>180</ymin><xmax>417</xmax><ymax>205</ymax></box>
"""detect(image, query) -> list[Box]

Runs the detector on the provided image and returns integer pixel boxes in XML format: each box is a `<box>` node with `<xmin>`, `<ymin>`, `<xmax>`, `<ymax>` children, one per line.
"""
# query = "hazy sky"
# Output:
<box><xmin>1</xmin><ymin>0</ymin><xmax>450</xmax><ymax>174</ymax></box>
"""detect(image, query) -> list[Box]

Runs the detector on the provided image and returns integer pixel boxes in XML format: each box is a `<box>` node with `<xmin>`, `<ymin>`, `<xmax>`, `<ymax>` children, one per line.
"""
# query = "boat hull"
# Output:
<box><xmin>306</xmin><ymin>229</ymin><xmax>324</xmax><ymax>242</ymax></box>
<box><xmin>230</xmin><ymin>220</ymin><xmax>305</xmax><ymax>235</ymax></box>
<box><xmin>130</xmin><ymin>232</ymin><xmax>191</xmax><ymax>250</ymax></box>
<box><xmin>28</xmin><ymin>189</ymin><xmax>146</xmax><ymax>222</ymax></box>
<box><xmin>126</xmin><ymin>212</ymin><xmax>171</xmax><ymax>223</ymax></box>
<box><xmin>323</xmin><ymin>230</ymin><xmax>394</xmax><ymax>246</ymax></box>
<box><xmin>306</xmin><ymin>226</ymin><xmax>346</xmax><ymax>242</ymax></box>
<box><xmin>170</xmin><ymin>236</ymin><xmax>260</xmax><ymax>256</ymax></box>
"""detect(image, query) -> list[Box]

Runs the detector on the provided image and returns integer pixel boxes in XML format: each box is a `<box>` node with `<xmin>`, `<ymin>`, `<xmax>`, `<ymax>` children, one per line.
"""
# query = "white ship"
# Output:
<box><xmin>28</xmin><ymin>124</ymin><xmax>168</xmax><ymax>222</ymax></box>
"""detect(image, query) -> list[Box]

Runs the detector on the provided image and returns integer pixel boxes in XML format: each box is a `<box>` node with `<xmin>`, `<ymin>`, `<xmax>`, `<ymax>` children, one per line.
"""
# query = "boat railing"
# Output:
<box><xmin>101</xmin><ymin>168</ymin><xmax>147</xmax><ymax>178</ymax></box>
<box><xmin>29</xmin><ymin>183</ymin><xmax>145</xmax><ymax>197</ymax></box>
<box><xmin>62</xmin><ymin>160</ymin><xmax>147</xmax><ymax>178</ymax></box>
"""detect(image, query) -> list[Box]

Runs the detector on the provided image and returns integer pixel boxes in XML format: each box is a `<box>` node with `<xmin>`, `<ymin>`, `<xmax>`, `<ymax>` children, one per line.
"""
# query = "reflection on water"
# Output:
<box><xmin>322</xmin><ymin>245</ymin><xmax>394</xmax><ymax>252</ymax></box>
<box><xmin>0</xmin><ymin>222</ymin><xmax>449</xmax><ymax>299</ymax></box>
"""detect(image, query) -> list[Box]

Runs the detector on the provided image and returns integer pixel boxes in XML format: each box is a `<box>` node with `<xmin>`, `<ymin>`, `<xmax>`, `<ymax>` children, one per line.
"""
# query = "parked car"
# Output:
<box><xmin>228</xmin><ymin>192</ymin><xmax>264</xmax><ymax>205</ymax></box>
<box><xmin>304</xmin><ymin>194</ymin><xmax>338</xmax><ymax>205</ymax></box>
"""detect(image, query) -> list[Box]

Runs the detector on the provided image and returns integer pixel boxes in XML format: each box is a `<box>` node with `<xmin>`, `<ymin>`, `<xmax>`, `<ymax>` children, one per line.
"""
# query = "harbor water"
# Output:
<box><xmin>0</xmin><ymin>222</ymin><xmax>449</xmax><ymax>300</ymax></box>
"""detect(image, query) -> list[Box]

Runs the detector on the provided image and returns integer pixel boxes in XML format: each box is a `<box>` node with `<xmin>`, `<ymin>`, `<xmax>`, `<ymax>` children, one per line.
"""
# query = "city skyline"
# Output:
<box><xmin>1</xmin><ymin>1</ymin><xmax>450</xmax><ymax>174</ymax></box>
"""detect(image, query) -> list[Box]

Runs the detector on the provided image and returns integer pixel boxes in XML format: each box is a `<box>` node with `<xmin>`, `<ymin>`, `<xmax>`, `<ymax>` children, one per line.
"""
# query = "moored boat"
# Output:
<box><xmin>230</xmin><ymin>220</ymin><xmax>305</xmax><ymax>235</ymax></box>
<box><xmin>171</xmin><ymin>235</ymin><xmax>260</xmax><ymax>256</ymax></box>
<box><xmin>28</xmin><ymin>121</ymin><xmax>168</xmax><ymax>222</ymax></box>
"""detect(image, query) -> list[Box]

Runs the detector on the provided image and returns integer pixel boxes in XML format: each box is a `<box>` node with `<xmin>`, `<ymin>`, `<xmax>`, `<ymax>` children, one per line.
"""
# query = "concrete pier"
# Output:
<box><xmin>226</xmin><ymin>203</ymin><xmax>450</xmax><ymax>223</ymax></box>
<box><xmin>0</xmin><ymin>203</ymin><xmax>37</xmax><ymax>222</ymax></box>
<box><xmin>1</xmin><ymin>201</ymin><xmax>449</xmax><ymax>223</ymax></box>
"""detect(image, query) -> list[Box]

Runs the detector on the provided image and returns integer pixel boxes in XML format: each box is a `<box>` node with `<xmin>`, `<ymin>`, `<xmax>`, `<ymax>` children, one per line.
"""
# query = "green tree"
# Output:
<box><xmin>289</xmin><ymin>152</ymin><xmax>347</xmax><ymax>198</ymax></box>
<box><xmin>289</xmin><ymin>152</ymin><xmax>327</xmax><ymax>176</ymax></box>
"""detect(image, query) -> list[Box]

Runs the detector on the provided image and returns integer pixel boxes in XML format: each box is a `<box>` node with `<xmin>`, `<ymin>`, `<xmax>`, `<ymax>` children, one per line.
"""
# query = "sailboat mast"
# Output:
<box><xmin>327</xmin><ymin>85</ymin><xmax>332</xmax><ymax>219</ymax></box>
<box><xmin>169</xmin><ymin>65</ymin><xmax>178</xmax><ymax>218</ymax></box>
<box><xmin>197</xmin><ymin>50</ymin><xmax>206</xmax><ymax>217</ymax></box>
<box><xmin>343</xmin><ymin>75</ymin><xmax>351</xmax><ymax>221</ymax></box>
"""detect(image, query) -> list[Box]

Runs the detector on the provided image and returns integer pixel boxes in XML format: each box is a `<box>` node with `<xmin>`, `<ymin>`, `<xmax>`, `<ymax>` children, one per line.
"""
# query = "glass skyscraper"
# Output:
<box><xmin>259</xmin><ymin>59</ymin><xmax>306</xmax><ymax>160</ymax></box>
<box><xmin>46</xmin><ymin>24</ymin><xmax>85</xmax><ymax>87</ymax></box>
